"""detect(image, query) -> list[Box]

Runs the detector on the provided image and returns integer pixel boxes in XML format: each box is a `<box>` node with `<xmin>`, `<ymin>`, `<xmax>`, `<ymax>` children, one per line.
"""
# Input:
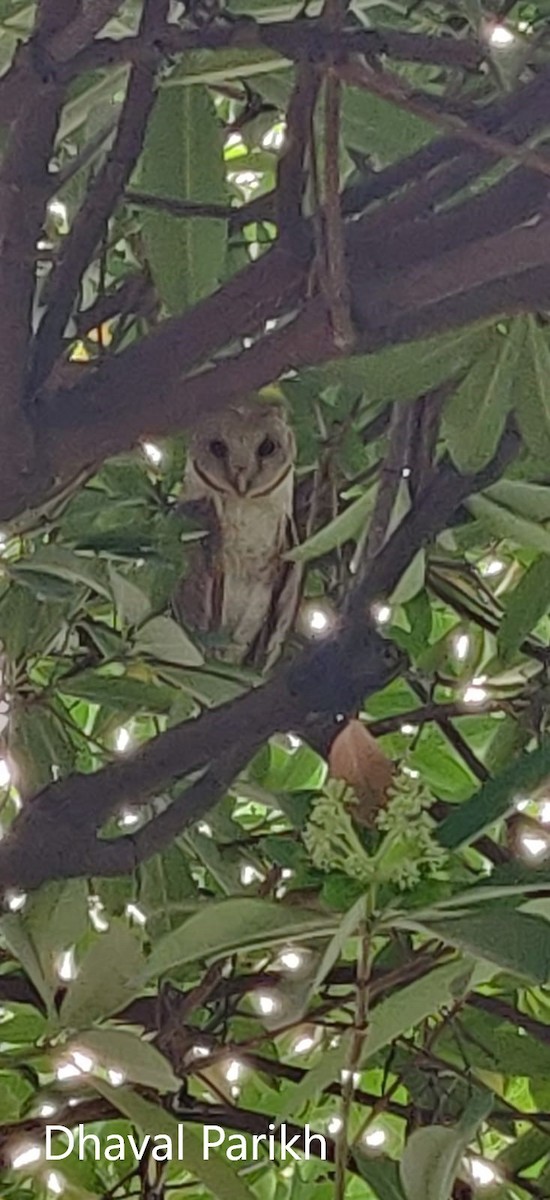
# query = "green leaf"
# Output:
<box><xmin>322</xmin><ymin>324</ymin><xmax>494</xmax><ymax>407</ymax></box>
<box><xmin>354</xmin><ymin>1153</ymin><xmax>405</xmax><ymax>1200</ymax></box>
<box><xmin>341</xmin><ymin>87</ymin><xmax>433</xmax><ymax>163</ymax></box>
<box><xmin>183</xmin><ymin>45</ymin><xmax>283</xmax><ymax>88</ymax></box>
<box><xmin>513</xmin><ymin>316</ymin><xmax>550</xmax><ymax>458</ymax></box>
<box><xmin>278</xmin><ymin>965</ymin><xmax>488</xmax><ymax>1124</ymax></box>
<box><xmin>108</xmin><ymin>566</ymin><xmax>151</xmax><ymax>627</ymax></box>
<box><xmin>140</xmin><ymin>845</ymin><xmax>198</xmax><ymax>938</ymax></box>
<box><xmin>285</xmin><ymin>487</ymin><xmax>375</xmax><ymax>563</ymax></box>
<box><xmin>12</xmin><ymin>546</ymin><xmax>110</xmax><ymax>597</ymax></box>
<box><xmin>258</xmin><ymin>742</ymin><xmax>326</xmax><ymax>792</ymax></box>
<box><xmin>485</xmin><ymin>713</ymin><xmax>530</xmax><ymax>773</ymax></box>
<box><xmin>390</xmin><ymin>549</ymin><xmax>425</xmax><ymax>604</ymax></box>
<box><xmin>137</xmin><ymin>83</ymin><xmax>227</xmax><ymax>313</ymax></box>
<box><xmin>310</xmin><ymin>896</ymin><xmax>367</xmax><ymax>995</ymax></box>
<box><xmin>58</xmin><ymin>669</ymin><xmax>176</xmax><ymax>713</ymax></box>
<box><xmin>24</xmin><ymin>880</ymin><xmax>88</xmax><ymax>968</ymax></box>
<box><xmin>484</xmin><ymin>479</ymin><xmax>550</xmax><ymax>523</ymax></box>
<box><xmin>414</xmin><ymin>863</ymin><xmax>550</xmax><ymax>911</ymax></box>
<box><xmin>496</xmin><ymin>1128</ymin><xmax>550</xmax><ymax>1175</ymax></box>
<box><xmin>498</xmin><ymin>556</ymin><xmax>550</xmax><ymax>660</ymax></box>
<box><xmin>135</xmin><ymin>615</ymin><xmax>204</xmax><ymax>667</ymax></box>
<box><xmin>360</xmin><ymin>959</ymin><xmax>490</xmax><ymax>1066</ymax></box>
<box><xmin>410</xmin><ymin>909</ymin><xmax>550</xmax><ymax>984</ymax></box>
<box><xmin>0</xmin><ymin>882</ymin><xmax>87</xmax><ymax>1012</ymax></box>
<box><xmin>437</xmin><ymin>739</ymin><xmax>550</xmax><ymax>849</ymax></box>
<box><xmin>0</xmin><ymin>584</ymin><xmax>62</xmax><ymax>660</ymax></box>
<box><xmin>0</xmin><ymin>1072</ymin><xmax>34</xmax><ymax>1122</ymax></box>
<box><xmin>400</xmin><ymin>1093</ymin><xmax>492</xmax><ymax>1200</ymax></box>
<box><xmin>467</xmin><ymin>494</ymin><xmax>550</xmax><ymax>555</ymax></box>
<box><xmin>259</xmin><ymin>70</ymin><xmax>433</xmax><ymax>165</ymax></box>
<box><xmin>0</xmin><ymin>915</ymin><xmax>54</xmax><ymax>1012</ymax></box>
<box><xmin>60</xmin><ymin>922</ymin><xmax>145</xmax><ymax>1029</ymax></box>
<box><xmin>143</xmin><ymin>898</ymin><xmax>335</xmax><ymax>978</ymax></box>
<box><xmin>93</xmin><ymin>1083</ymin><xmax>257</xmax><ymax>1200</ymax></box>
<box><xmin>9</xmin><ymin>702</ymin><xmax>75</xmax><ymax>792</ymax></box>
<box><xmin>74</xmin><ymin>1028</ymin><xmax>178</xmax><ymax>1091</ymax></box>
<box><xmin>442</xmin><ymin>325</ymin><xmax>521</xmax><ymax>472</ymax></box>
<box><xmin>437</xmin><ymin>1005</ymin><xmax>550</xmax><ymax>1085</ymax></box>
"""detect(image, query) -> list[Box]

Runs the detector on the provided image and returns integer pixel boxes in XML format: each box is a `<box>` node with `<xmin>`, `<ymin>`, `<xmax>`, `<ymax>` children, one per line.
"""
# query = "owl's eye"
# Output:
<box><xmin>209</xmin><ymin>439</ymin><xmax>228</xmax><ymax>459</ymax></box>
<box><xmin>258</xmin><ymin>437</ymin><xmax>277</xmax><ymax>458</ymax></box>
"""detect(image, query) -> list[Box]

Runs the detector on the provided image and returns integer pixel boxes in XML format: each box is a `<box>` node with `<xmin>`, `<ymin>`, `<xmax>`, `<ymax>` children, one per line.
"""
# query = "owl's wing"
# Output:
<box><xmin>249</xmin><ymin>514</ymin><xmax>303</xmax><ymax>671</ymax></box>
<box><xmin>172</xmin><ymin>497</ymin><xmax>222</xmax><ymax>634</ymax></box>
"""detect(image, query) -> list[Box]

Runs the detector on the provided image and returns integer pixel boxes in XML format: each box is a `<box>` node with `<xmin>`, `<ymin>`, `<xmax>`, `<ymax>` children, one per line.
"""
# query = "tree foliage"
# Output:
<box><xmin>1</xmin><ymin>1</ymin><xmax>550</xmax><ymax>1199</ymax></box>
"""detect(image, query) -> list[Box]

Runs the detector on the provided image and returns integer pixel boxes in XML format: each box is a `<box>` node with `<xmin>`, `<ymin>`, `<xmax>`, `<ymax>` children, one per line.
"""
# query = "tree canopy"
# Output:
<box><xmin>3</xmin><ymin>2</ymin><xmax>550</xmax><ymax>1199</ymax></box>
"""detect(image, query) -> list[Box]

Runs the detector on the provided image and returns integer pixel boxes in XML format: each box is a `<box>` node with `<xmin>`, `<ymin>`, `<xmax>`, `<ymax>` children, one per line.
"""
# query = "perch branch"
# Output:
<box><xmin>0</xmin><ymin>428</ymin><xmax>517</xmax><ymax>890</ymax></box>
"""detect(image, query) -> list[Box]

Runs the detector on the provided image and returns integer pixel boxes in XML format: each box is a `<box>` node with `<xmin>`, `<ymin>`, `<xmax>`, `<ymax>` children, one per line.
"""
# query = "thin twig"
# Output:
<box><xmin>335</xmin><ymin>917</ymin><xmax>371</xmax><ymax>1200</ymax></box>
<box><xmin>319</xmin><ymin>0</ymin><xmax>354</xmax><ymax>351</ymax></box>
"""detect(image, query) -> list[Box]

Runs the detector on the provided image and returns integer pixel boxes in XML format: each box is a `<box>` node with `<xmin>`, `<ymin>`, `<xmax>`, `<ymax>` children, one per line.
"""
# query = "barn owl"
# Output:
<box><xmin>173</xmin><ymin>399</ymin><xmax>301</xmax><ymax>668</ymax></box>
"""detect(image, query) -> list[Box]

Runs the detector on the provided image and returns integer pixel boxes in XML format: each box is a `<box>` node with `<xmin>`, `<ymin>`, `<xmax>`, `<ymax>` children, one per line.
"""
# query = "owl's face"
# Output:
<box><xmin>189</xmin><ymin>402</ymin><xmax>295</xmax><ymax>498</ymax></box>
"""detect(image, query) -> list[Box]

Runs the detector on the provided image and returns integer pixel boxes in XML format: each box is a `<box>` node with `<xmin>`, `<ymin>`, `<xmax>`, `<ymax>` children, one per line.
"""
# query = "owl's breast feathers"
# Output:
<box><xmin>173</xmin><ymin>462</ymin><xmax>301</xmax><ymax>667</ymax></box>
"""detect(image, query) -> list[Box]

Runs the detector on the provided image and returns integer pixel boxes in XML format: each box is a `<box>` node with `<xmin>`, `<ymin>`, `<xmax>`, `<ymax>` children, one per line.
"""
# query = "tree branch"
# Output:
<box><xmin>68</xmin><ymin>21</ymin><xmax>483</xmax><ymax>76</ymax></box>
<box><xmin>30</xmin><ymin>0</ymin><xmax>168</xmax><ymax>391</ymax></box>
<box><xmin>0</xmin><ymin>2</ymin><xmax>67</xmax><ymax>509</ymax></box>
<box><xmin>46</xmin><ymin>0</ymin><xmax>125</xmax><ymax>61</ymax></box>
<box><xmin>276</xmin><ymin>59</ymin><xmax>319</xmax><ymax>243</ymax></box>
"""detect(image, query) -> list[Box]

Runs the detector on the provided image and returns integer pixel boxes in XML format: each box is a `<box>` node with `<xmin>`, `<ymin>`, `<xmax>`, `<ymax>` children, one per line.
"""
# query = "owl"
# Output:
<box><xmin>173</xmin><ymin>399</ymin><xmax>301</xmax><ymax>669</ymax></box>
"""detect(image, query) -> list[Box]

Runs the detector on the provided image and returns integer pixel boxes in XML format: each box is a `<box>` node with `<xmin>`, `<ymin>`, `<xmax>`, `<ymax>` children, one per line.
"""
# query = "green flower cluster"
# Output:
<box><xmin>303</xmin><ymin>766</ymin><xmax>448</xmax><ymax>892</ymax></box>
<box><xmin>303</xmin><ymin>779</ymin><xmax>374</xmax><ymax>883</ymax></box>
<box><xmin>375</xmin><ymin>767</ymin><xmax>448</xmax><ymax>890</ymax></box>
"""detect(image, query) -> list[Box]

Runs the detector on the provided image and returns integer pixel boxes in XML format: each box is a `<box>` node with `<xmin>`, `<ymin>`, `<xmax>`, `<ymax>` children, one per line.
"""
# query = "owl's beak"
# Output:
<box><xmin>234</xmin><ymin>469</ymin><xmax>248</xmax><ymax>495</ymax></box>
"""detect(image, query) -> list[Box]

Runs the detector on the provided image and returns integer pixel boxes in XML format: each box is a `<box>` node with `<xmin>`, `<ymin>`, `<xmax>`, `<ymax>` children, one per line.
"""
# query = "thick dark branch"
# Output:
<box><xmin>276</xmin><ymin>60</ymin><xmax>319</xmax><ymax>240</ymax></box>
<box><xmin>47</xmin><ymin>0</ymin><xmax>125</xmax><ymax>61</ymax></box>
<box><xmin>0</xmin><ymin>3</ymin><xmax>67</xmax><ymax>508</ymax></box>
<box><xmin>69</xmin><ymin>21</ymin><xmax>483</xmax><ymax>76</ymax></box>
<box><xmin>35</xmin><ymin>0</ymin><xmax>81</xmax><ymax>38</ymax></box>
